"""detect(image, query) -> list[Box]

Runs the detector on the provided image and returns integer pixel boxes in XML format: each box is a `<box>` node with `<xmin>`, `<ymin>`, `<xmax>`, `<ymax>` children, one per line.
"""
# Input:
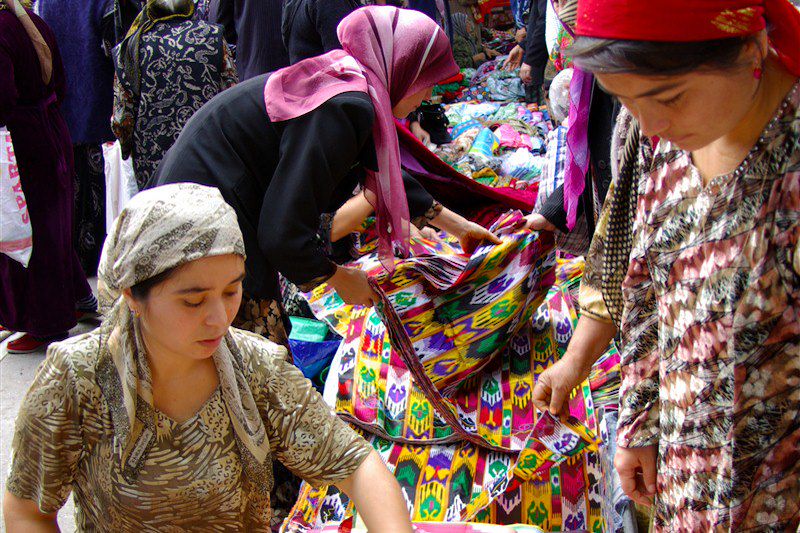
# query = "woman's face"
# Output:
<box><xmin>594</xmin><ymin>55</ymin><xmax>760</xmax><ymax>151</ymax></box>
<box><xmin>393</xmin><ymin>86</ymin><xmax>434</xmax><ymax>118</ymax></box>
<box><xmin>124</xmin><ymin>254</ymin><xmax>245</xmax><ymax>361</ymax></box>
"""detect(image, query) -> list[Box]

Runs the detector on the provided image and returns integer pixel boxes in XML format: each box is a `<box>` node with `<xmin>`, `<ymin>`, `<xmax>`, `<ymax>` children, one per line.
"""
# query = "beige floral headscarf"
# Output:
<box><xmin>96</xmin><ymin>183</ymin><xmax>271</xmax><ymax>494</ymax></box>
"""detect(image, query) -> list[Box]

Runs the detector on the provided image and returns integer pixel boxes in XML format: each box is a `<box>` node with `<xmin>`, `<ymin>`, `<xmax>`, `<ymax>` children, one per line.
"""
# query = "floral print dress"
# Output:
<box><xmin>618</xmin><ymin>81</ymin><xmax>800</xmax><ymax>531</ymax></box>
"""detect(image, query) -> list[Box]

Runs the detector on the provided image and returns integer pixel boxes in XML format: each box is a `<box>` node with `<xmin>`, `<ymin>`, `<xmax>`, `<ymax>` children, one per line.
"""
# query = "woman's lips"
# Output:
<box><xmin>199</xmin><ymin>336</ymin><xmax>223</xmax><ymax>348</ymax></box>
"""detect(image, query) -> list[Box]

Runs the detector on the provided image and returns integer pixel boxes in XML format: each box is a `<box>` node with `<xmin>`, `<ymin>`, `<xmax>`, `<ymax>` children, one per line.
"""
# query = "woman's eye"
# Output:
<box><xmin>224</xmin><ymin>291</ymin><xmax>238</xmax><ymax>298</ymax></box>
<box><xmin>658</xmin><ymin>93</ymin><xmax>683</xmax><ymax>107</ymax></box>
<box><xmin>183</xmin><ymin>300</ymin><xmax>203</xmax><ymax>308</ymax></box>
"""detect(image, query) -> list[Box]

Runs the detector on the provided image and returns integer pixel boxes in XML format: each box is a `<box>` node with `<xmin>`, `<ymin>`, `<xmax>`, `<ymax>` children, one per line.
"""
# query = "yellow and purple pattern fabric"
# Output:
<box><xmin>281</xmin><ymin>231</ymin><xmax>618</xmax><ymax>531</ymax></box>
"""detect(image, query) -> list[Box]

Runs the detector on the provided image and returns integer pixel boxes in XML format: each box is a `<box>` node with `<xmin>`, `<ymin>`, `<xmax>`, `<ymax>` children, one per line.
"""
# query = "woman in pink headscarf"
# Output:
<box><xmin>153</xmin><ymin>5</ymin><xmax>499</xmax><ymax>345</ymax></box>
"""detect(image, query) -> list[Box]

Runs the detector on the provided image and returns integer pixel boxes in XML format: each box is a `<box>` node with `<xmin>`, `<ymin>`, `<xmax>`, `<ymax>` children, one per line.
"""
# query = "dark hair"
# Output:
<box><xmin>570</xmin><ymin>36</ymin><xmax>757</xmax><ymax>76</ymax></box>
<box><xmin>129</xmin><ymin>266</ymin><xmax>180</xmax><ymax>301</ymax></box>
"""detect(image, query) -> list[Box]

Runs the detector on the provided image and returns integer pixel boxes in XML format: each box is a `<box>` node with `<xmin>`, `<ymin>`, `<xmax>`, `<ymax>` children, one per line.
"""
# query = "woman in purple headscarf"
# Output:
<box><xmin>153</xmin><ymin>5</ymin><xmax>499</xmax><ymax>346</ymax></box>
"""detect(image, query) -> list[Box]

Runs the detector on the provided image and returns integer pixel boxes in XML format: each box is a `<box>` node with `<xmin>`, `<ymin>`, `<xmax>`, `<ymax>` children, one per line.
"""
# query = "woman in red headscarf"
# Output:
<box><xmin>153</xmin><ymin>5</ymin><xmax>499</xmax><ymax>346</ymax></box>
<box><xmin>564</xmin><ymin>0</ymin><xmax>800</xmax><ymax>530</ymax></box>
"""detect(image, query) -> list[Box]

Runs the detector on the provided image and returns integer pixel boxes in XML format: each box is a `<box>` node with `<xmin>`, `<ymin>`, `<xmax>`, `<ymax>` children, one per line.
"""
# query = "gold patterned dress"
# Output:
<box><xmin>7</xmin><ymin>327</ymin><xmax>372</xmax><ymax>532</ymax></box>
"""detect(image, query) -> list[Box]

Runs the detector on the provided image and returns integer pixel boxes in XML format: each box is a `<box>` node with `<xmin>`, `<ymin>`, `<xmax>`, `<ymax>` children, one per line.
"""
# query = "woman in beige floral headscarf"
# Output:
<box><xmin>4</xmin><ymin>183</ymin><xmax>413</xmax><ymax>532</ymax></box>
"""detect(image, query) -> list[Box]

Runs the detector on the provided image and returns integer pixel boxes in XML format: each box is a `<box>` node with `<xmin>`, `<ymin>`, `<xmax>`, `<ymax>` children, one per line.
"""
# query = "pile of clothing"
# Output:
<box><xmin>433</xmin><ymin>101</ymin><xmax>550</xmax><ymax>190</ymax></box>
<box><xmin>457</xmin><ymin>60</ymin><xmax>526</xmax><ymax>102</ymax></box>
<box><xmin>279</xmin><ymin>213</ymin><xmax>633</xmax><ymax>532</ymax></box>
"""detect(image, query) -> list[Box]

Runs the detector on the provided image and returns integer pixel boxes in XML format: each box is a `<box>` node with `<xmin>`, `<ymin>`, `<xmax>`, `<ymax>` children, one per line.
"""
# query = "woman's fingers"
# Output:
<box><xmin>640</xmin><ymin>447</ymin><xmax>658</xmax><ymax>495</ymax></box>
<box><xmin>483</xmin><ymin>229</ymin><xmax>502</xmax><ymax>244</ymax></box>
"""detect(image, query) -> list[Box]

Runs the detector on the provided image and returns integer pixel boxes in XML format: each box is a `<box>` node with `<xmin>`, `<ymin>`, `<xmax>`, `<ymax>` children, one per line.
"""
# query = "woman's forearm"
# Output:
<box><xmin>336</xmin><ymin>450</ymin><xmax>413</xmax><ymax>533</ymax></box>
<box><xmin>3</xmin><ymin>492</ymin><xmax>59</xmax><ymax>533</ymax></box>
<box><xmin>428</xmin><ymin>207</ymin><xmax>467</xmax><ymax>238</ymax></box>
<box><xmin>331</xmin><ymin>191</ymin><xmax>375</xmax><ymax>242</ymax></box>
<box><xmin>564</xmin><ymin>315</ymin><xmax>618</xmax><ymax>373</ymax></box>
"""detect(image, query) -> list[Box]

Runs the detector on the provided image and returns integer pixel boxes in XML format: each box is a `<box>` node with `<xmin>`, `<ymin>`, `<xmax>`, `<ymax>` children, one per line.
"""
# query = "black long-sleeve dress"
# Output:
<box><xmin>153</xmin><ymin>75</ymin><xmax>435</xmax><ymax>303</ymax></box>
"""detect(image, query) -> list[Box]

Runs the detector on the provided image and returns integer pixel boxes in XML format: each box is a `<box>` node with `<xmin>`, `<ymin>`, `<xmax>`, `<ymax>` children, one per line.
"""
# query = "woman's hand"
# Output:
<box><xmin>430</xmin><ymin>207</ymin><xmax>502</xmax><ymax>254</ymax></box>
<box><xmin>531</xmin><ymin>356</ymin><xmax>593</xmax><ymax>419</ymax></box>
<box><xmin>409</xmin><ymin>120</ymin><xmax>431</xmax><ymax>145</ymax></box>
<box><xmin>519</xmin><ymin>63</ymin><xmax>533</xmax><ymax>85</ymax></box>
<box><xmin>515</xmin><ymin>213</ymin><xmax>557</xmax><ymax>232</ymax></box>
<box><xmin>455</xmin><ymin>220</ymin><xmax>502</xmax><ymax>254</ymax></box>
<box><xmin>504</xmin><ymin>45</ymin><xmax>524</xmax><ymax>71</ymax></box>
<box><xmin>327</xmin><ymin>266</ymin><xmax>378</xmax><ymax>307</ymax></box>
<box><xmin>534</xmin><ymin>315</ymin><xmax>617</xmax><ymax>417</ymax></box>
<box><xmin>473</xmin><ymin>52</ymin><xmax>488</xmax><ymax>64</ymax></box>
<box><xmin>615</xmin><ymin>445</ymin><xmax>658</xmax><ymax>507</ymax></box>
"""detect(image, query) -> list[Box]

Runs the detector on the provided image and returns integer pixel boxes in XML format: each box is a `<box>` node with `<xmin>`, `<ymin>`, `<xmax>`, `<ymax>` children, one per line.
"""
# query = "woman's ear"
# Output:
<box><xmin>747</xmin><ymin>30</ymin><xmax>770</xmax><ymax>67</ymax></box>
<box><xmin>121</xmin><ymin>288</ymin><xmax>141</xmax><ymax>317</ymax></box>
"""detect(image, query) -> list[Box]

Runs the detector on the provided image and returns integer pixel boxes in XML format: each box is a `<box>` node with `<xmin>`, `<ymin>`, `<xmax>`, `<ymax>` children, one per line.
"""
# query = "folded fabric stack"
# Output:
<box><xmin>280</xmin><ymin>213</ymin><xmax>629</xmax><ymax>532</ymax></box>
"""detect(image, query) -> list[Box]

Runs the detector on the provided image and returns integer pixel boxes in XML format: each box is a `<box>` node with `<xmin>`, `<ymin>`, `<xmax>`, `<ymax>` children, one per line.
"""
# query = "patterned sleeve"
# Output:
<box><xmin>111</xmin><ymin>73</ymin><xmax>136</xmax><ymax>159</ymax></box>
<box><xmin>6</xmin><ymin>345</ymin><xmax>85</xmax><ymax>513</ymax></box>
<box><xmin>261</xmin><ymin>347</ymin><xmax>372</xmax><ymax>488</ymax></box>
<box><xmin>220</xmin><ymin>37</ymin><xmax>238</xmax><ymax>89</ymax></box>
<box><xmin>578</xmin><ymin>178</ymin><xmax>614</xmax><ymax>324</ymax></box>
<box><xmin>616</xmin><ymin>190</ymin><xmax>661</xmax><ymax>449</ymax></box>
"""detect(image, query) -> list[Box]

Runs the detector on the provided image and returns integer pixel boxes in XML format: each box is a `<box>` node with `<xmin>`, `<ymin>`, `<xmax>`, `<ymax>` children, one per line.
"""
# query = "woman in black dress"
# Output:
<box><xmin>153</xmin><ymin>5</ymin><xmax>499</xmax><ymax>345</ymax></box>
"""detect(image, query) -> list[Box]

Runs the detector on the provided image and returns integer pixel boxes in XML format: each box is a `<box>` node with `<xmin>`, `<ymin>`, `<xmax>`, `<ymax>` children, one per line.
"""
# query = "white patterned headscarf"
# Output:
<box><xmin>96</xmin><ymin>183</ymin><xmax>271</xmax><ymax>494</ymax></box>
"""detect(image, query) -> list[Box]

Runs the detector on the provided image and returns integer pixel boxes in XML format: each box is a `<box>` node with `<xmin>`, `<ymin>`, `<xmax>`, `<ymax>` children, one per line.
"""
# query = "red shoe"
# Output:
<box><xmin>6</xmin><ymin>333</ymin><xmax>64</xmax><ymax>354</ymax></box>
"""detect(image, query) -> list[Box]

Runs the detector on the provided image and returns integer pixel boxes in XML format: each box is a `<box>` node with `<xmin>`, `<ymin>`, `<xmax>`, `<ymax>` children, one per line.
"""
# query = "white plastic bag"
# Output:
<box><xmin>0</xmin><ymin>127</ymin><xmax>33</xmax><ymax>267</ymax></box>
<box><xmin>103</xmin><ymin>141</ymin><xmax>138</xmax><ymax>229</ymax></box>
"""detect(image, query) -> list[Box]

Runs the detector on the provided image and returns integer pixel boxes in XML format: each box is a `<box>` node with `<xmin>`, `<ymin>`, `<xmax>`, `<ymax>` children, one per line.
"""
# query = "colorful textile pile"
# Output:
<box><xmin>281</xmin><ymin>213</ymin><xmax>625</xmax><ymax>532</ymax></box>
<box><xmin>433</xmin><ymin>102</ymin><xmax>550</xmax><ymax>191</ymax></box>
<box><xmin>434</xmin><ymin>73</ymin><xmax>471</xmax><ymax>103</ymax></box>
<box><xmin>459</xmin><ymin>59</ymin><xmax>526</xmax><ymax>103</ymax></box>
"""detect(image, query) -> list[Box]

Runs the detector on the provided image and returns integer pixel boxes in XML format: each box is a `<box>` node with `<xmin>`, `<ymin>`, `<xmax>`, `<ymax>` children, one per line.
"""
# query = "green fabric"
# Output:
<box><xmin>288</xmin><ymin>317</ymin><xmax>330</xmax><ymax>342</ymax></box>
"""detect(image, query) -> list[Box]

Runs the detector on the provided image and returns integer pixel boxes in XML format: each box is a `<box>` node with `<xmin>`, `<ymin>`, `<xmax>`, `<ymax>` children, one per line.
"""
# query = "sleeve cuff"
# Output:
<box><xmin>411</xmin><ymin>200</ymin><xmax>443</xmax><ymax>229</ymax></box>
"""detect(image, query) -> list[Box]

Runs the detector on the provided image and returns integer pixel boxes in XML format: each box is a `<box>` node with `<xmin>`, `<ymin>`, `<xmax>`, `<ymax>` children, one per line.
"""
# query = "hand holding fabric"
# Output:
<box><xmin>614</xmin><ymin>445</ymin><xmax>658</xmax><ymax>507</ymax></box>
<box><xmin>453</xmin><ymin>220</ymin><xmax>503</xmax><ymax>254</ymax></box>
<box><xmin>428</xmin><ymin>207</ymin><xmax>502</xmax><ymax>254</ymax></box>
<box><xmin>531</xmin><ymin>356</ymin><xmax>591</xmax><ymax>418</ymax></box>
<box><xmin>515</xmin><ymin>213</ymin><xmax>557</xmax><ymax>232</ymax></box>
<box><xmin>328</xmin><ymin>266</ymin><xmax>379</xmax><ymax>307</ymax></box>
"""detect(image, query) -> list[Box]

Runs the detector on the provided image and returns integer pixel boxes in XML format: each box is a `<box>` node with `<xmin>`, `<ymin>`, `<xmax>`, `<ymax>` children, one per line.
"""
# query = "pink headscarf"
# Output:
<box><xmin>265</xmin><ymin>6</ymin><xmax>459</xmax><ymax>270</ymax></box>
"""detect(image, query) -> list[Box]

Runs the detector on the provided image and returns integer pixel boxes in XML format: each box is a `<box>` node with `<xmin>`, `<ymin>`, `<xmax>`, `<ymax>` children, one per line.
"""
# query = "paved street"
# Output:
<box><xmin>0</xmin><ymin>281</ymin><xmax>100</xmax><ymax>531</ymax></box>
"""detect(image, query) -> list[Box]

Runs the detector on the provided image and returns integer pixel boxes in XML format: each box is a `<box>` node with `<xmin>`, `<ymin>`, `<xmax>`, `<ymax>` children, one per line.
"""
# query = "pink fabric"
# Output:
<box><xmin>563</xmin><ymin>67</ymin><xmax>593</xmax><ymax>230</ymax></box>
<box><xmin>264</xmin><ymin>6</ymin><xmax>459</xmax><ymax>270</ymax></box>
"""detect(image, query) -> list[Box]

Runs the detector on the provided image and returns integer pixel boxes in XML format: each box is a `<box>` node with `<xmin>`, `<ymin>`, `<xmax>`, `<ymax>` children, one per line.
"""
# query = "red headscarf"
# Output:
<box><xmin>575</xmin><ymin>0</ymin><xmax>800</xmax><ymax>76</ymax></box>
<box><xmin>265</xmin><ymin>6</ymin><xmax>459</xmax><ymax>270</ymax></box>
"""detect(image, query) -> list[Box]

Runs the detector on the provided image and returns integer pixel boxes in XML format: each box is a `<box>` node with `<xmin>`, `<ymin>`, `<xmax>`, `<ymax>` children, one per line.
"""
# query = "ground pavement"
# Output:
<box><xmin>0</xmin><ymin>281</ymin><xmax>101</xmax><ymax>531</ymax></box>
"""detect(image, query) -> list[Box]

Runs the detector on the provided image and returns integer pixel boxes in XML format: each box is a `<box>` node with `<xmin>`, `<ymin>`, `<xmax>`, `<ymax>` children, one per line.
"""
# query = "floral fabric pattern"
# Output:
<box><xmin>111</xmin><ymin>19</ymin><xmax>237</xmax><ymax>188</ymax></box>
